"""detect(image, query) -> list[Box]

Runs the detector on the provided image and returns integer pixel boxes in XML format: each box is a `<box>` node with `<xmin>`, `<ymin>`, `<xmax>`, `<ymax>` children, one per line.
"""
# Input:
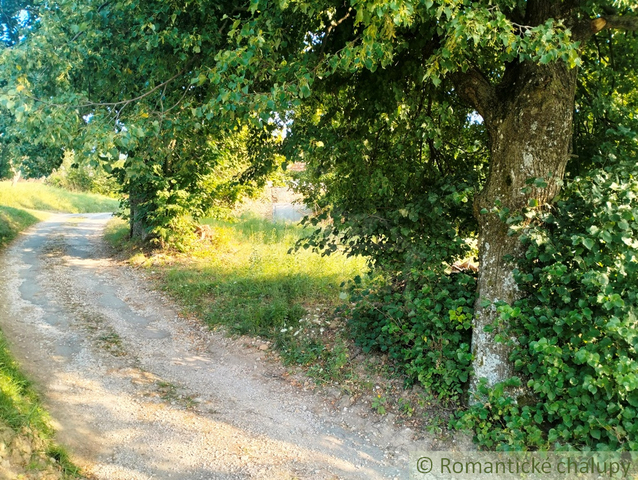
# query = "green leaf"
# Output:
<box><xmin>582</xmin><ymin>238</ymin><xmax>595</xmax><ymax>250</ymax></box>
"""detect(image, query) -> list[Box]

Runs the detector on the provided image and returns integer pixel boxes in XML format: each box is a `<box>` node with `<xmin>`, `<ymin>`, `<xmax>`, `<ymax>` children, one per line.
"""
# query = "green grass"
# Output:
<box><xmin>107</xmin><ymin>214</ymin><xmax>442</xmax><ymax>425</ymax></box>
<box><xmin>0</xmin><ymin>180</ymin><xmax>118</xmax><ymax>213</ymax></box>
<box><xmin>0</xmin><ymin>334</ymin><xmax>51</xmax><ymax>433</ymax></box>
<box><xmin>0</xmin><ymin>331</ymin><xmax>81</xmax><ymax>477</ymax></box>
<box><xmin>107</xmin><ymin>214</ymin><xmax>367</xmax><ymax>373</ymax></box>
<box><xmin>68</xmin><ymin>202</ymin><xmax>361</xmax><ymax>378</ymax></box>
<box><xmin>103</xmin><ymin>215</ymin><xmax>131</xmax><ymax>247</ymax></box>
<box><xmin>167</xmin><ymin>215</ymin><xmax>367</xmax><ymax>337</ymax></box>
<box><xmin>0</xmin><ymin>206</ymin><xmax>49</xmax><ymax>248</ymax></box>
<box><xmin>0</xmin><ymin>181</ymin><xmax>119</xmax><ymax>248</ymax></box>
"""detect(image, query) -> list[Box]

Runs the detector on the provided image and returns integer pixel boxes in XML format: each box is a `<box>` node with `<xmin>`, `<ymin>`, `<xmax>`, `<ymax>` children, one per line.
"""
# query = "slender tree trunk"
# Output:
<box><xmin>129</xmin><ymin>185</ymin><xmax>148</xmax><ymax>241</ymax></box>
<box><xmin>11</xmin><ymin>169</ymin><xmax>21</xmax><ymax>186</ymax></box>
<box><xmin>9</xmin><ymin>158</ymin><xmax>22</xmax><ymax>186</ymax></box>
<box><xmin>469</xmin><ymin>62</ymin><xmax>577</xmax><ymax>394</ymax></box>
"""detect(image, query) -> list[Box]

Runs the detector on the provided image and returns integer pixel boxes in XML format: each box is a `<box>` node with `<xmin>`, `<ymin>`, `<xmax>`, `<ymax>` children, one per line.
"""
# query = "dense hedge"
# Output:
<box><xmin>458</xmin><ymin>160</ymin><xmax>638</xmax><ymax>450</ymax></box>
<box><xmin>344</xmin><ymin>159</ymin><xmax>638</xmax><ymax>451</ymax></box>
<box><xmin>347</xmin><ymin>268</ymin><xmax>475</xmax><ymax>400</ymax></box>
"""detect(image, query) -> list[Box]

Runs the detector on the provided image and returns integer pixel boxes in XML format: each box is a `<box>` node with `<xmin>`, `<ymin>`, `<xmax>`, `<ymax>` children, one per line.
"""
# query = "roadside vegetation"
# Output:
<box><xmin>0</xmin><ymin>181</ymin><xmax>116</xmax><ymax>478</ymax></box>
<box><xmin>106</xmin><ymin>214</ymin><xmax>366</xmax><ymax>362</ymax></box>
<box><xmin>0</xmin><ymin>206</ymin><xmax>48</xmax><ymax>249</ymax></box>
<box><xmin>0</xmin><ymin>332</ymin><xmax>80</xmax><ymax>479</ymax></box>
<box><xmin>0</xmin><ymin>181</ymin><xmax>118</xmax><ymax>214</ymax></box>
<box><xmin>105</xmin><ymin>213</ymin><xmax>458</xmax><ymax>430</ymax></box>
<box><xmin>107</xmin><ymin>157</ymin><xmax>638</xmax><ymax>451</ymax></box>
<box><xmin>0</xmin><ymin>181</ymin><xmax>118</xmax><ymax>248</ymax></box>
<box><xmin>2</xmin><ymin>0</ymin><xmax>637</xmax><ymax>453</ymax></box>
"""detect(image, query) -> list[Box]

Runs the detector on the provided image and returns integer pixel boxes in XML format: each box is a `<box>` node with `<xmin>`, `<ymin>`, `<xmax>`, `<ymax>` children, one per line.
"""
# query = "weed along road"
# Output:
<box><xmin>0</xmin><ymin>213</ymin><xmax>427</xmax><ymax>479</ymax></box>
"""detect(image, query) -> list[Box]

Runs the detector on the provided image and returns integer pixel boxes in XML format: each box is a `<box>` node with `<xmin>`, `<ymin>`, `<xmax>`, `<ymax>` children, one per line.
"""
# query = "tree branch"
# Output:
<box><xmin>320</xmin><ymin>7</ymin><xmax>353</xmax><ymax>54</ymax></box>
<box><xmin>574</xmin><ymin>13</ymin><xmax>638</xmax><ymax>42</ymax></box>
<box><xmin>26</xmin><ymin>71</ymin><xmax>182</xmax><ymax>108</ymax></box>
<box><xmin>24</xmin><ymin>65</ymin><xmax>193</xmax><ymax>110</ymax></box>
<box><xmin>451</xmin><ymin>68</ymin><xmax>499</xmax><ymax>128</ymax></box>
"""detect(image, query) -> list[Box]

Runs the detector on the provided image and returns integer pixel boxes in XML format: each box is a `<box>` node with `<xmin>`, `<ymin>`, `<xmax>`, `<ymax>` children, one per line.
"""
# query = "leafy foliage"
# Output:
<box><xmin>0</xmin><ymin>0</ymin><xmax>615</xmax><ymax>247</ymax></box>
<box><xmin>0</xmin><ymin>0</ymin><xmax>288</xmax><ymax>246</ymax></box>
<box><xmin>285</xmin><ymin>64</ymin><xmax>484</xmax><ymax>401</ymax></box>
<box><xmin>457</xmin><ymin>157</ymin><xmax>638</xmax><ymax>451</ymax></box>
<box><xmin>118</xmin><ymin>125</ymin><xmax>267</xmax><ymax>249</ymax></box>
<box><xmin>288</xmin><ymin>63</ymin><xmax>487</xmax><ymax>270</ymax></box>
<box><xmin>573</xmin><ymin>25</ymin><xmax>638</xmax><ymax>176</ymax></box>
<box><xmin>2</xmin><ymin>0</ymin><xmax>638</xmax><ymax>453</ymax></box>
<box><xmin>346</xmin><ymin>269</ymin><xmax>475</xmax><ymax>399</ymax></box>
<box><xmin>45</xmin><ymin>150</ymin><xmax>118</xmax><ymax>195</ymax></box>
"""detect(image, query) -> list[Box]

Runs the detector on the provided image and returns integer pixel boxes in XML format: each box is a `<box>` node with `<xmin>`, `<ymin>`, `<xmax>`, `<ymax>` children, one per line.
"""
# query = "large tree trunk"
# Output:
<box><xmin>468</xmin><ymin>62</ymin><xmax>578</xmax><ymax>394</ymax></box>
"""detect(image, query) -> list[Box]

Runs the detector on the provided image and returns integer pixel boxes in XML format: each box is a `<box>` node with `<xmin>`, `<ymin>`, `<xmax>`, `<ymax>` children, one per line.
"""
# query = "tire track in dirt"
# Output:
<box><xmin>0</xmin><ymin>213</ymin><xmax>436</xmax><ymax>479</ymax></box>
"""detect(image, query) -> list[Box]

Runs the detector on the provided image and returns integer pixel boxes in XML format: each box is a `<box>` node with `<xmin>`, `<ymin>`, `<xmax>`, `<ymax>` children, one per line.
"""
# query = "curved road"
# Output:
<box><xmin>0</xmin><ymin>214</ymin><xmax>428</xmax><ymax>479</ymax></box>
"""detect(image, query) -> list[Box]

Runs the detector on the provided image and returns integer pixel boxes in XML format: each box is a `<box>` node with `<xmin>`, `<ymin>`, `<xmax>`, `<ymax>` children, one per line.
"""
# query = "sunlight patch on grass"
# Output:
<box><xmin>108</xmin><ymin>214</ymin><xmax>367</xmax><ymax>339</ymax></box>
<box><xmin>0</xmin><ymin>181</ymin><xmax>118</xmax><ymax>213</ymax></box>
<box><xmin>0</xmin><ymin>207</ymin><xmax>49</xmax><ymax>248</ymax></box>
<box><xmin>166</xmin><ymin>215</ymin><xmax>367</xmax><ymax>337</ymax></box>
<box><xmin>103</xmin><ymin>217</ymin><xmax>130</xmax><ymax>248</ymax></box>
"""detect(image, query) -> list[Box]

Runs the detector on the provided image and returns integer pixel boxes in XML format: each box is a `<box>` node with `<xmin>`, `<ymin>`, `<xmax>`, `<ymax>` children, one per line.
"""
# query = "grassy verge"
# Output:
<box><xmin>0</xmin><ymin>180</ymin><xmax>119</xmax><ymax>213</ymax></box>
<box><xmin>0</xmin><ymin>332</ymin><xmax>80</xmax><ymax>478</ymax></box>
<box><xmin>107</xmin><ymin>215</ymin><xmax>367</xmax><ymax>364</ymax></box>
<box><xmin>0</xmin><ymin>181</ymin><xmax>117</xmax><ymax>478</ymax></box>
<box><xmin>0</xmin><ymin>335</ymin><xmax>50</xmax><ymax>433</ymax></box>
<box><xmin>107</xmin><ymin>215</ymin><xmax>453</xmax><ymax>432</ymax></box>
<box><xmin>112</xmin><ymin>215</ymin><xmax>367</xmax><ymax>337</ymax></box>
<box><xmin>0</xmin><ymin>206</ymin><xmax>49</xmax><ymax>248</ymax></box>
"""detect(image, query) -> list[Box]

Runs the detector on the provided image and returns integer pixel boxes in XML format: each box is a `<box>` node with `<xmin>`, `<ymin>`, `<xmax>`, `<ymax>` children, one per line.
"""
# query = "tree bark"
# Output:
<box><xmin>453</xmin><ymin>3</ymin><xmax>638</xmax><ymax>399</ymax></box>
<box><xmin>129</xmin><ymin>185</ymin><xmax>149</xmax><ymax>241</ymax></box>
<box><xmin>11</xmin><ymin>169</ymin><xmax>21</xmax><ymax>187</ymax></box>
<box><xmin>468</xmin><ymin>61</ymin><xmax>578</xmax><ymax>395</ymax></box>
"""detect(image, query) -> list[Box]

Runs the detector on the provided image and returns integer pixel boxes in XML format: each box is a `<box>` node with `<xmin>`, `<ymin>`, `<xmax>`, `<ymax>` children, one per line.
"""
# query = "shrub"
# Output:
<box><xmin>346</xmin><ymin>267</ymin><xmax>475</xmax><ymax>400</ymax></box>
<box><xmin>46</xmin><ymin>151</ymin><xmax>118</xmax><ymax>196</ymax></box>
<box><xmin>458</xmin><ymin>160</ymin><xmax>638</xmax><ymax>451</ymax></box>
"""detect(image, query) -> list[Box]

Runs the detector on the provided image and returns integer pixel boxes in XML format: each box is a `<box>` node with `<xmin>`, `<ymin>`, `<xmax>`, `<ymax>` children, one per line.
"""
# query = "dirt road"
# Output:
<box><xmin>0</xmin><ymin>214</ymin><xmax>436</xmax><ymax>479</ymax></box>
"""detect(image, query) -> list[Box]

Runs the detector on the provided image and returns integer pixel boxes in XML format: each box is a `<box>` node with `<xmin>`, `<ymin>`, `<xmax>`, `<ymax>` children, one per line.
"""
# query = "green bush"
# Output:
<box><xmin>346</xmin><ymin>268</ymin><xmax>475</xmax><ymax>400</ymax></box>
<box><xmin>46</xmin><ymin>151</ymin><xmax>119</xmax><ymax>196</ymax></box>
<box><xmin>320</xmin><ymin>179</ymin><xmax>478</xmax><ymax>400</ymax></box>
<box><xmin>458</xmin><ymin>160</ymin><xmax>638</xmax><ymax>451</ymax></box>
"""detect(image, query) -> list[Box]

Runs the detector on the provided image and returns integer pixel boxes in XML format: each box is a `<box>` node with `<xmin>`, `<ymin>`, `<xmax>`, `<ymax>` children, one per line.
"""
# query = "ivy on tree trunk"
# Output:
<box><xmin>458</xmin><ymin>61</ymin><xmax>578</xmax><ymax>392</ymax></box>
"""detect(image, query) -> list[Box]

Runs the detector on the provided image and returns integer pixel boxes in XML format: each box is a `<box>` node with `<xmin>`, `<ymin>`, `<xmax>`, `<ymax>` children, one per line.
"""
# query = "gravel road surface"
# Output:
<box><xmin>0</xmin><ymin>213</ymin><xmax>436</xmax><ymax>479</ymax></box>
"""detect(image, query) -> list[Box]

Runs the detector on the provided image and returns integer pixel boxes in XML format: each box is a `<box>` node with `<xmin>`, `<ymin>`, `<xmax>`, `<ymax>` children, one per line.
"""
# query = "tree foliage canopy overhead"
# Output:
<box><xmin>1</xmin><ymin>0</ymin><xmax>638</xmax><ymax>450</ymax></box>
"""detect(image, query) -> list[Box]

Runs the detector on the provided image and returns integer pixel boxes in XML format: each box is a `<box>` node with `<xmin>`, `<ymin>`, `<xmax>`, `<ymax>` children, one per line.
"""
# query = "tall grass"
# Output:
<box><xmin>105</xmin><ymin>214</ymin><xmax>366</xmax><ymax>336</ymax></box>
<box><xmin>165</xmin><ymin>215</ymin><xmax>367</xmax><ymax>337</ymax></box>
<box><xmin>0</xmin><ymin>180</ymin><xmax>119</xmax><ymax>213</ymax></box>
<box><xmin>0</xmin><ymin>181</ymin><xmax>119</xmax><ymax>247</ymax></box>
